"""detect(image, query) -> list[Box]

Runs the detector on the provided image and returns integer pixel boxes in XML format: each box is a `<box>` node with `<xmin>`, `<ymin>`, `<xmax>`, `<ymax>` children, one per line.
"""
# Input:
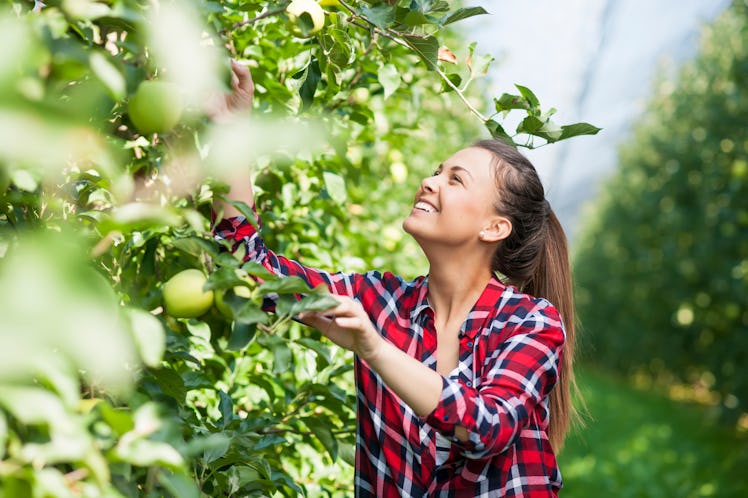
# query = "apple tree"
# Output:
<box><xmin>574</xmin><ymin>0</ymin><xmax>747</xmax><ymax>428</ymax></box>
<box><xmin>0</xmin><ymin>0</ymin><xmax>599</xmax><ymax>496</ymax></box>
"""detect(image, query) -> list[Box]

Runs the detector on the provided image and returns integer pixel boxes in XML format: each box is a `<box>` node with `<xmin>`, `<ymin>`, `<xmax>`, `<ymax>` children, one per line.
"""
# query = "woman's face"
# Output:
<box><xmin>402</xmin><ymin>146</ymin><xmax>504</xmax><ymax>247</ymax></box>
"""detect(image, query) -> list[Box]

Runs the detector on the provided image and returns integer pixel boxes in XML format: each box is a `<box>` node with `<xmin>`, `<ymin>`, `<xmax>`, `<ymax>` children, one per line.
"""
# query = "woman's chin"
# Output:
<box><xmin>402</xmin><ymin>218</ymin><xmax>429</xmax><ymax>245</ymax></box>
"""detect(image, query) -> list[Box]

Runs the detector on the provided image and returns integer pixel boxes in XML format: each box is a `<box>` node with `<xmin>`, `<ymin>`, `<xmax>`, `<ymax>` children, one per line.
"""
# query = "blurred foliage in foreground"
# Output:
<box><xmin>0</xmin><ymin>0</ymin><xmax>598</xmax><ymax>496</ymax></box>
<box><xmin>574</xmin><ymin>0</ymin><xmax>747</xmax><ymax>428</ymax></box>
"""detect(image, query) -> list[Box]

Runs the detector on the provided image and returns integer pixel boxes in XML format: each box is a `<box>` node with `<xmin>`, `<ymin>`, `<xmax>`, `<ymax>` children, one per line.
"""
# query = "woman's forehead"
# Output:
<box><xmin>444</xmin><ymin>147</ymin><xmax>496</xmax><ymax>175</ymax></box>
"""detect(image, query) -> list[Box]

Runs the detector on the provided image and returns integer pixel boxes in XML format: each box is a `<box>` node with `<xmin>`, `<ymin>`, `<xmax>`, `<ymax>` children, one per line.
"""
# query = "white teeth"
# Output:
<box><xmin>415</xmin><ymin>201</ymin><xmax>436</xmax><ymax>213</ymax></box>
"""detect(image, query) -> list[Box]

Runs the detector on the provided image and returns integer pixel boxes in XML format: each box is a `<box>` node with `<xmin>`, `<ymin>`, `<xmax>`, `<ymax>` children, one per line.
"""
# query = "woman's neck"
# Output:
<box><xmin>425</xmin><ymin>252</ymin><xmax>494</xmax><ymax>323</ymax></box>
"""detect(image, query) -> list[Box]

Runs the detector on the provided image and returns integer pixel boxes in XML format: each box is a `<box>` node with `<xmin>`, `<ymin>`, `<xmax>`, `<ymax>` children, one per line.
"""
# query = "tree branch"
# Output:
<box><xmin>339</xmin><ymin>0</ymin><xmax>487</xmax><ymax>123</ymax></box>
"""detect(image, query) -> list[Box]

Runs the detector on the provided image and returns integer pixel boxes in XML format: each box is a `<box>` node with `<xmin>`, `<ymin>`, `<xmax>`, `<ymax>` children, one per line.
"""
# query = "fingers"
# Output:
<box><xmin>298</xmin><ymin>296</ymin><xmax>365</xmax><ymax>330</ymax></box>
<box><xmin>230</xmin><ymin>59</ymin><xmax>254</xmax><ymax>93</ymax></box>
<box><xmin>298</xmin><ymin>311</ymin><xmax>333</xmax><ymax>331</ymax></box>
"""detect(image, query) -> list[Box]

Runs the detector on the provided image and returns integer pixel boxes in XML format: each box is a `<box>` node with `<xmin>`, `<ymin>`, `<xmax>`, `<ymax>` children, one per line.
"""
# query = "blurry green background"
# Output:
<box><xmin>562</xmin><ymin>2</ymin><xmax>748</xmax><ymax>496</ymax></box>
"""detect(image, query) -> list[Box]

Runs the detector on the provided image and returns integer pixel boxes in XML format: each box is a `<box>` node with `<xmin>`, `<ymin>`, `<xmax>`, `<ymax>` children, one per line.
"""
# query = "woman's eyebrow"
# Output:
<box><xmin>448</xmin><ymin>165</ymin><xmax>474</xmax><ymax>179</ymax></box>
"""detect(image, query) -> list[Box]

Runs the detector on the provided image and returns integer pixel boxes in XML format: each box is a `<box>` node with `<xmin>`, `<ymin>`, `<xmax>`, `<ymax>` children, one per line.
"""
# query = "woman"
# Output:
<box><xmin>214</xmin><ymin>63</ymin><xmax>579</xmax><ymax>497</ymax></box>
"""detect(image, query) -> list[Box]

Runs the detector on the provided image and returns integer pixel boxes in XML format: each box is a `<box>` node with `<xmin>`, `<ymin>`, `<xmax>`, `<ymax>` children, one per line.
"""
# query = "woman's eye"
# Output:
<box><xmin>451</xmin><ymin>175</ymin><xmax>462</xmax><ymax>184</ymax></box>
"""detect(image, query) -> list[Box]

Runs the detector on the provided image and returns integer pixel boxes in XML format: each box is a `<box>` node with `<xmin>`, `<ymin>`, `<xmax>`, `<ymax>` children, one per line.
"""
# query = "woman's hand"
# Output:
<box><xmin>205</xmin><ymin>59</ymin><xmax>254</xmax><ymax>121</ymax></box>
<box><xmin>303</xmin><ymin>295</ymin><xmax>445</xmax><ymax>417</ymax></box>
<box><xmin>300</xmin><ymin>296</ymin><xmax>384</xmax><ymax>362</ymax></box>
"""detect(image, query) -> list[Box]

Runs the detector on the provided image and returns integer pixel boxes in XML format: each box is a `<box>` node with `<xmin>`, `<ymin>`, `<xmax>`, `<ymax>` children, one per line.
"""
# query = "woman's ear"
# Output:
<box><xmin>480</xmin><ymin>216</ymin><xmax>512</xmax><ymax>242</ymax></box>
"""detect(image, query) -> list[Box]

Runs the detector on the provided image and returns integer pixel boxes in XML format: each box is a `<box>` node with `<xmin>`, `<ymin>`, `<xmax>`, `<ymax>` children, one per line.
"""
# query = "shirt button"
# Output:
<box><xmin>466</xmin><ymin>381</ymin><xmax>472</xmax><ymax>387</ymax></box>
<box><xmin>467</xmin><ymin>341</ymin><xmax>474</xmax><ymax>348</ymax></box>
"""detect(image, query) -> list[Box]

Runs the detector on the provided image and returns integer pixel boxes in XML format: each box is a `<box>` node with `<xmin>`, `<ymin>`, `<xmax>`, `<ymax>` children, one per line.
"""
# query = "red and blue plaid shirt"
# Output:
<box><xmin>215</xmin><ymin>213</ymin><xmax>565</xmax><ymax>497</ymax></box>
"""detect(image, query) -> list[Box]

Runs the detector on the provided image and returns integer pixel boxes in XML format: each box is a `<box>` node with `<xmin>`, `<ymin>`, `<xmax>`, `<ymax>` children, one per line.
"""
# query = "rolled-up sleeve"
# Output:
<box><xmin>423</xmin><ymin>303</ymin><xmax>565</xmax><ymax>459</ymax></box>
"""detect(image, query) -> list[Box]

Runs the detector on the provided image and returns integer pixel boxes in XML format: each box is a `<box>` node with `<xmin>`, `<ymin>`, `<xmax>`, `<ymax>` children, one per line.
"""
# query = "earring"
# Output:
<box><xmin>479</xmin><ymin>231</ymin><xmax>486</xmax><ymax>240</ymax></box>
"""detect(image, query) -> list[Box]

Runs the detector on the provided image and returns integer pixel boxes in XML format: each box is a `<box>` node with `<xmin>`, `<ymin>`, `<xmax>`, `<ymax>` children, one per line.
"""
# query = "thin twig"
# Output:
<box><xmin>232</xmin><ymin>4</ymin><xmax>289</xmax><ymax>30</ymax></box>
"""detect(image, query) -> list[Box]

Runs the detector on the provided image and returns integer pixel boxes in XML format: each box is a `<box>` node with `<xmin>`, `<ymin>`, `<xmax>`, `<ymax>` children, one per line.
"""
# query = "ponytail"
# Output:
<box><xmin>524</xmin><ymin>209</ymin><xmax>580</xmax><ymax>451</ymax></box>
<box><xmin>473</xmin><ymin>139</ymin><xmax>582</xmax><ymax>451</ymax></box>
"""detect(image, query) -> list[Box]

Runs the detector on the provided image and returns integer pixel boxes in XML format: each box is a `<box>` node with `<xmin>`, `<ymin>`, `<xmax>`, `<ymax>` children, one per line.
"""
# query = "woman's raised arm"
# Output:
<box><xmin>209</xmin><ymin>60</ymin><xmax>256</xmax><ymax>218</ymax></box>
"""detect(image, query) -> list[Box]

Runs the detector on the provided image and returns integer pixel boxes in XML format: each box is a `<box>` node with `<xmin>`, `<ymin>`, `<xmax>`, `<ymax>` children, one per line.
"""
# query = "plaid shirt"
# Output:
<box><xmin>215</xmin><ymin>213</ymin><xmax>565</xmax><ymax>497</ymax></box>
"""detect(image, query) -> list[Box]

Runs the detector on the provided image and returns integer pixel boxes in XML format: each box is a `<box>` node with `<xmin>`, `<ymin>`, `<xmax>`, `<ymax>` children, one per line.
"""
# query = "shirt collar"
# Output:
<box><xmin>409</xmin><ymin>275</ymin><xmax>432</xmax><ymax>322</ymax></box>
<box><xmin>462</xmin><ymin>275</ymin><xmax>508</xmax><ymax>339</ymax></box>
<box><xmin>409</xmin><ymin>275</ymin><xmax>508</xmax><ymax>338</ymax></box>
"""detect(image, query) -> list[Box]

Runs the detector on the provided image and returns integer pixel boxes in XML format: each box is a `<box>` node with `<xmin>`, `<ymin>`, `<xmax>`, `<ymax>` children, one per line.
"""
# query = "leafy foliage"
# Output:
<box><xmin>0</xmin><ymin>0</ymin><xmax>597</xmax><ymax>496</ymax></box>
<box><xmin>574</xmin><ymin>0</ymin><xmax>747</xmax><ymax>426</ymax></box>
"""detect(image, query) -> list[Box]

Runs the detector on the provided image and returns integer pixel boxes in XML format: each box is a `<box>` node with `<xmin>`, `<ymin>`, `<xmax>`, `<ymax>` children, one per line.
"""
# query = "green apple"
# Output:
<box><xmin>162</xmin><ymin>269</ymin><xmax>214</xmax><ymax>318</ymax></box>
<box><xmin>128</xmin><ymin>80</ymin><xmax>184</xmax><ymax>135</ymax></box>
<box><xmin>287</xmin><ymin>0</ymin><xmax>325</xmax><ymax>37</ymax></box>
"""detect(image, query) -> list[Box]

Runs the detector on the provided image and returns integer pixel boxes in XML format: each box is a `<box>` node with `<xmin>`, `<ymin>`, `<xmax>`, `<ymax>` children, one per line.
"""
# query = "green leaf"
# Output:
<box><xmin>319</xmin><ymin>28</ymin><xmax>355</xmax><ymax>69</ymax></box>
<box><xmin>104</xmin><ymin>202</ymin><xmax>182</xmax><ymax>232</ymax></box>
<box><xmin>213</xmin><ymin>251</ymin><xmax>242</xmax><ymax>268</ymax></box>
<box><xmin>271</xmin><ymin>341</ymin><xmax>292</xmax><ymax>375</ymax></box>
<box><xmin>322</xmin><ymin>171</ymin><xmax>347</xmax><ymax>204</ymax></box>
<box><xmin>0</xmin><ymin>386</ymin><xmax>67</xmax><ymax>426</ymax></box>
<box><xmin>533</xmin><ymin>119</ymin><xmax>563</xmax><ymax>142</ymax></box>
<box><xmin>228</xmin><ymin>322</ymin><xmax>258</xmax><ymax>350</ymax></box>
<box><xmin>171</xmin><ymin>237</ymin><xmax>220</xmax><ymax>259</ymax></box>
<box><xmin>225</xmin><ymin>200</ymin><xmax>258</xmax><ymax>229</ymax></box>
<box><xmin>157</xmin><ymin>471</ymin><xmax>199</xmax><ymax>498</ymax></box>
<box><xmin>485</xmin><ymin>119</ymin><xmax>515</xmax><ymax>145</ymax></box>
<box><xmin>258</xmin><ymin>275</ymin><xmax>313</xmax><ymax>295</ymax></box>
<box><xmin>559</xmin><ymin>122</ymin><xmax>603</xmax><ymax>139</ymax></box>
<box><xmin>401</xmin><ymin>10</ymin><xmax>430</xmax><ymax>26</ymax></box>
<box><xmin>339</xmin><ymin>441</ymin><xmax>356</xmax><ymax>466</ymax></box>
<box><xmin>295</xmin><ymin>337</ymin><xmax>332</xmax><ymax>366</ymax></box>
<box><xmin>114</xmin><ymin>438</ymin><xmax>184</xmax><ymax>468</ymax></box>
<box><xmin>440</xmin><ymin>72</ymin><xmax>462</xmax><ymax>93</ymax></box>
<box><xmin>253</xmin><ymin>434</ymin><xmax>287</xmax><ymax>451</ymax></box>
<box><xmin>206</xmin><ymin>266</ymin><xmax>246</xmax><ymax>290</ymax></box>
<box><xmin>360</xmin><ymin>4</ymin><xmax>396</xmax><ymax>29</ymax></box>
<box><xmin>440</xmin><ymin>6</ymin><xmax>489</xmax><ymax>27</ymax></box>
<box><xmin>218</xmin><ymin>390</ymin><xmax>233</xmax><ymax>429</ymax></box>
<box><xmin>493</xmin><ymin>93</ymin><xmax>528</xmax><ymax>112</ymax></box>
<box><xmin>98</xmin><ymin>402</ymin><xmax>135</xmax><ymax>436</ymax></box>
<box><xmin>241</xmin><ymin>261</ymin><xmax>277</xmax><ymax>281</ymax></box>
<box><xmin>303</xmin><ymin>416</ymin><xmax>338</xmax><ymax>461</ymax></box>
<box><xmin>296</xmin><ymin>292</ymin><xmax>339</xmax><ymax>313</ymax></box>
<box><xmin>182</xmin><ymin>371</ymin><xmax>215</xmax><ymax>390</ymax></box>
<box><xmin>403</xmin><ymin>35</ymin><xmax>439</xmax><ymax>71</ymax></box>
<box><xmin>516</xmin><ymin>115</ymin><xmax>544</xmax><ymax>134</ymax></box>
<box><xmin>233</xmin><ymin>302</ymin><xmax>269</xmax><ymax>326</ymax></box>
<box><xmin>152</xmin><ymin>367</ymin><xmax>187</xmax><ymax>403</ymax></box>
<box><xmin>297</xmin><ymin>58</ymin><xmax>321</xmax><ymax>111</ymax></box>
<box><xmin>89</xmin><ymin>51</ymin><xmax>125</xmax><ymax>100</ymax></box>
<box><xmin>126</xmin><ymin>307</ymin><xmax>165</xmax><ymax>368</ymax></box>
<box><xmin>515</xmin><ymin>84</ymin><xmax>540</xmax><ymax>109</ymax></box>
<box><xmin>378</xmin><ymin>63</ymin><xmax>401</xmax><ymax>99</ymax></box>
<box><xmin>11</xmin><ymin>169</ymin><xmax>38</xmax><ymax>192</ymax></box>
<box><xmin>190</xmin><ymin>433</ymin><xmax>231</xmax><ymax>462</ymax></box>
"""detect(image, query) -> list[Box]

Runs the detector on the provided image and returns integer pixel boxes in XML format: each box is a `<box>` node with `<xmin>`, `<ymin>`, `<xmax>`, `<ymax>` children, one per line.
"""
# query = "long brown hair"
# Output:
<box><xmin>474</xmin><ymin>139</ymin><xmax>581</xmax><ymax>450</ymax></box>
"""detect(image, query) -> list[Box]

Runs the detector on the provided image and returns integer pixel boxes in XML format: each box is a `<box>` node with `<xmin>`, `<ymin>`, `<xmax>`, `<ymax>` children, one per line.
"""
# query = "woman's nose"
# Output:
<box><xmin>421</xmin><ymin>175</ymin><xmax>437</xmax><ymax>192</ymax></box>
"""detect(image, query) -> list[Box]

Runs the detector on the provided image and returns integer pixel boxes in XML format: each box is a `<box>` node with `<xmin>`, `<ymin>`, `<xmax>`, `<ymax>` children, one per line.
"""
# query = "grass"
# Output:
<box><xmin>559</xmin><ymin>367</ymin><xmax>748</xmax><ymax>497</ymax></box>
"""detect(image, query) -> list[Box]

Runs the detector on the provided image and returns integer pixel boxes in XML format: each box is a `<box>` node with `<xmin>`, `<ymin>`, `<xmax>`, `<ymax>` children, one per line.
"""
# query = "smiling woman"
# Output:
<box><xmin>214</xmin><ymin>64</ymin><xmax>580</xmax><ymax>498</ymax></box>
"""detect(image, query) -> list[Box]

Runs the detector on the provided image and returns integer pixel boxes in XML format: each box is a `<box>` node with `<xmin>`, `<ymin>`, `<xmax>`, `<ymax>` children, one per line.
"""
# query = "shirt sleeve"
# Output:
<box><xmin>422</xmin><ymin>300</ymin><xmax>565</xmax><ymax>459</ymax></box>
<box><xmin>213</xmin><ymin>207</ymin><xmax>360</xmax><ymax>298</ymax></box>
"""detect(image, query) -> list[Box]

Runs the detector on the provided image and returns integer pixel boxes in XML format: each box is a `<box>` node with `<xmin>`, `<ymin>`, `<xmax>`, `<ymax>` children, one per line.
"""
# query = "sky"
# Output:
<box><xmin>459</xmin><ymin>0</ymin><xmax>731</xmax><ymax>244</ymax></box>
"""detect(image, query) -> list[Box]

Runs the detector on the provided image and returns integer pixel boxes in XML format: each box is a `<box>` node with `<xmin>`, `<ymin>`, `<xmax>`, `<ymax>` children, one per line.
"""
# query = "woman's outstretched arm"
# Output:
<box><xmin>210</xmin><ymin>60</ymin><xmax>255</xmax><ymax>217</ymax></box>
